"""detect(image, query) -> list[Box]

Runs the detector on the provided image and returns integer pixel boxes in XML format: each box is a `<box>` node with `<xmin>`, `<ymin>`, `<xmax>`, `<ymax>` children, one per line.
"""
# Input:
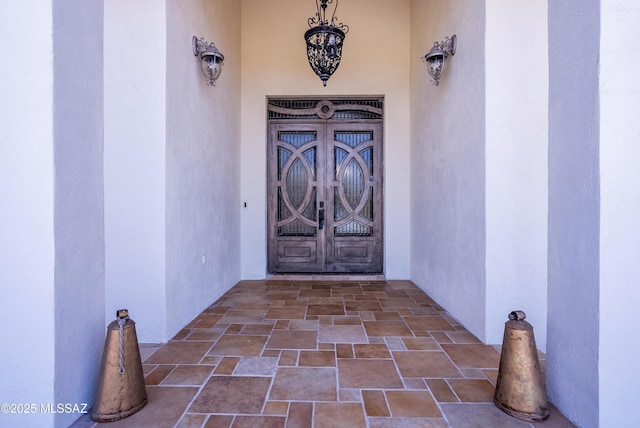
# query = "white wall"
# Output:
<box><xmin>105</xmin><ymin>0</ymin><xmax>168</xmax><ymax>342</ymax></box>
<box><xmin>409</xmin><ymin>0</ymin><xmax>548</xmax><ymax>350</ymax></box>
<box><xmin>547</xmin><ymin>1</ymin><xmax>600</xmax><ymax>426</ymax></box>
<box><xmin>484</xmin><ymin>0</ymin><xmax>548</xmax><ymax>349</ymax></box>
<box><xmin>106</xmin><ymin>0</ymin><xmax>241</xmax><ymax>342</ymax></box>
<box><xmin>52</xmin><ymin>0</ymin><xmax>105</xmax><ymax>426</ymax></box>
<box><xmin>599</xmin><ymin>0</ymin><xmax>640</xmax><ymax>426</ymax></box>
<box><xmin>1</xmin><ymin>2</ymin><xmax>105</xmax><ymax>427</ymax></box>
<box><xmin>240</xmin><ymin>0</ymin><xmax>411</xmax><ymax>279</ymax></box>
<box><xmin>165</xmin><ymin>0</ymin><xmax>242</xmax><ymax>337</ymax></box>
<box><xmin>410</xmin><ymin>0</ymin><xmax>487</xmax><ymax>340</ymax></box>
<box><xmin>0</xmin><ymin>2</ymin><xmax>56</xmax><ymax>426</ymax></box>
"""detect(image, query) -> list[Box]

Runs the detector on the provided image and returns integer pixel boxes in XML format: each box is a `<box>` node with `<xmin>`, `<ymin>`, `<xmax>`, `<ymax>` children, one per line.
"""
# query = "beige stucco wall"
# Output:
<box><xmin>240</xmin><ymin>0</ymin><xmax>412</xmax><ymax>279</ymax></box>
<box><xmin>410</xmin><ymin>0</ymin><xmax>548</xmax><ymax>350</ymax></box>
<box><xmin>105</xmin><ymin>0</ymin><xmax>242</xmax><ymax>342</ymax></box>
<box><xmin>166</xmin><ymin>0</ymin><xmax>242</xmax><ymax>339</ymax></box>
<box><xmin>484</xmin><ymin>0</ymin><xmax>548</xmax><ymax>349</ymax></box>
<box><xmin>410</xmin><ymin>0</ymin><xmax>487</xmax><ymax>340</ymax></box>
<box><xmin>105</xmin><ymin>0</ymin><xmax>168</xmax><ymax>342</ymax></box>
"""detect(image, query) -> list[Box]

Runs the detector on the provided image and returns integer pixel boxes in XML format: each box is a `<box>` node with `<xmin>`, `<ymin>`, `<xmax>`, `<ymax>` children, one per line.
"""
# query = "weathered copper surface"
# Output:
<box><xmin>91</xmin><ymin>312</ymin><xmax>147</xmax><ymax>422</ymax></box>
<box><xmin>494</xmin><ymin>311</ymin><xmax>549</xmax><ymax>422</ymax></box>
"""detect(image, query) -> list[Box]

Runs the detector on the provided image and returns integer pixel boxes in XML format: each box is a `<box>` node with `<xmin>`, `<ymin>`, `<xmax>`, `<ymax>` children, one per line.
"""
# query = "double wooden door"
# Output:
<box><xmin>267</xmin><ymin>98</ymin><xmax>383</xmax><ymax>273</ymax></box>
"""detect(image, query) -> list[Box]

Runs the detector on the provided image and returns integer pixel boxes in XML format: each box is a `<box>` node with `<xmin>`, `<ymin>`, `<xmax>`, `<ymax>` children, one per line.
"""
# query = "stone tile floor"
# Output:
<box><xmin>72</xmin><ymin>280</ymin><xmax>575</xmax><ymax>428</ymax></box>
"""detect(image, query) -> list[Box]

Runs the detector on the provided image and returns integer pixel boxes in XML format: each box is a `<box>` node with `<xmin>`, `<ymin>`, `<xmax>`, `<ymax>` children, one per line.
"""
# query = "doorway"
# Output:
<box><xmin>267</xmin><ymin>97</ymin><xmax>383</xmax><ymax>273</ymax></box>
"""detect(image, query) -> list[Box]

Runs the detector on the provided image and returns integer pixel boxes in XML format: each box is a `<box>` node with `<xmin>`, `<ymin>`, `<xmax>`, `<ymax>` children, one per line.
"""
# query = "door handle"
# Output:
<box><xmin>318</xmin><ymin>201</ymin><xmax>325</xmax><ymax>230</ymax></box>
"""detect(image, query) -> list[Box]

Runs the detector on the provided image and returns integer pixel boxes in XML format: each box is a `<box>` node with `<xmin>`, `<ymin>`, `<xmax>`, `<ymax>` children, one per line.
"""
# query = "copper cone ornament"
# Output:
<box><xmin>494</xmin><ymin>310</ymin><xmax>549</xmax><ymax>422</ymax></box>
<box><xmin>91</xmin><ymin>309</ymin><xmax>147</xmax><ymax>422</ymax></box>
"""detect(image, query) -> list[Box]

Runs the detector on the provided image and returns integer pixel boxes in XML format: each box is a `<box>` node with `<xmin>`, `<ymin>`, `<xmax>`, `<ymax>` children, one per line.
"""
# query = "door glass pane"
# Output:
<box><xmin>278</xmin><ymin>219</ymin><xmax>316</xmax><ymax>236</ymax></box>
<box><xmin>358</xmin><ymin>148</ymin><xmax>374</xmax><ymax>220</ymax></box>
<box><xmin>303</xmin><ymin>148</ymin><xmax>316</xmax><ymax>179</ymax></box>
<box><xmin>277</xmin><ymin>188</ymin><xmax>291</xmax><ymax>221</ymax></box>
<box><xmin>334</xmin><ymin>147</ymin><xmax>348</xmax><ymax>179</ymax></box>
<box><xmin>334</xmin><ymin>188</ymin><xmax>348</xmax><ymax>221</ymax></box>
<box><xmin>334</xmin><ymin>131</ymin><xmax>372</xmax><ymax>148</ymax></box>
<box><xmin>335</xmin><ymin>219</ymin><xmax>372</xmax><ymax>236</ymax></box>
<box><xmin>278</xmin><ymin>133</ymin><xmax>317</xmax><ymax>238</ymax></box>
<box><xmin>360</xmin><ymin>187</ymin><xmax>373</xmax><ymax>221</ymax></box>
<box><xmin>286</xmin><ymin>158</ymin><xmax>308</xmax><ymax>209</ymax></box>
<box><xmin>278</xmin><ymin>131</ymin><xmax>316</xmax><ymax>148</ymax></box>
<box><xmin>333</xmin><ymin>132</ymin><xmax>374</xmax><ymax>236</ymax></box>
<box><xmin>342</xmin><ymin>157</ymin><xmax>365</xmax><ymax>209</ymax></box>
<box><xmin>359</xmin><ymin>147</ymin><xmax>373</xmax><ymax>177</ymax></box>
<box><xmin>277</xmin><ymin>148</ymin><xmax>292</xmax><ymax>180</ymax></box>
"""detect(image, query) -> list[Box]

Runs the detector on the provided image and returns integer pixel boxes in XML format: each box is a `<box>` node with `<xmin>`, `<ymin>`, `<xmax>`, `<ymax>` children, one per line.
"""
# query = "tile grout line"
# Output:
<box><xmin>168</xmin><ymin>309</ymin><xmax>236</xmax><ymax>428</ymax></box>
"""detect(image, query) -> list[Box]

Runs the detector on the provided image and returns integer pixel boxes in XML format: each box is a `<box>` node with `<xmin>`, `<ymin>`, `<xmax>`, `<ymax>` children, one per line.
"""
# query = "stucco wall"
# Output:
<box><xmin>240</xmin><ymin>0</ymin><xmax>411</xmax><ymax>279</ymax></box>
<box><xmin>0</xmin><ymin>3</ymin><xmax>56</xmax><ymax>427</ymax></box>
<box><xmin>52</xmin><ymin>0</ymin><xmax>105</xmax><ymax>426</ymax></box>
<box><xmin>410</xmin><ymin>0</ymin><xmax>487</xmax><ymax>340</ymax></box>
<box><xmin>165</xmin><ymin>0</ymin><xmax>242</xmax><ymax>337</ymax></box>
<box><xmin>105</xmin><ymin>0</ymin><xmax>167</xmax><ymax>342</ymax></box>
<box><xmin>0</xmin><ymin>2</ymin><xmax>105</xmax><ymax>427</ymax></box>
<box><xmin>409</xmin><ymin>0</ymin><xmax>548</xmax><ymax>350</ymax></box>
<box><xmin>484</xmin><ymin>0</ymin><xmax>548</xmax><ymax>349</ymax></box>
<box><xmin>105</xmin><ymin>0</ymin><xmax>241</xmax><ymax>342</ymax></box>
<box><xmin>599</xmin><ymin>0</ymin><xmax>640</xmax><ymax>426</ymax></box>
<box><xmin>548</xmin><ymin>1</ymin><xmax>600</xmax><ymax>426</ymax></box>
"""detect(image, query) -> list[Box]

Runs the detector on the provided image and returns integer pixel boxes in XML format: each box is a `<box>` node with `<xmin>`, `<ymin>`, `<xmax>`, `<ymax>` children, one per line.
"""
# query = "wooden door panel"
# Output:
<box><xmin>268</xmin><ymin>124</ymin><xmax>326</xmax><ymax>273</ymax></box>
<box><xmin>277</xmin><ymin>240</ymin><xmax>318</xmax><ymax>263</ymax></box>
<box><xmin>334</xmin><ymin>241</ymin><xmax>373</xmax><ymax>261</ymax></box>
<box><xmin>326</xmin><ymin>122</ymin><xmax>383</xmax><ymax>273</ymax></box>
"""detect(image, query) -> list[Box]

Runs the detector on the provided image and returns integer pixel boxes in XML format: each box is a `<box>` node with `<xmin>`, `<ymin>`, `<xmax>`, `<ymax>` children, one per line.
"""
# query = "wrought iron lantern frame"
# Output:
<box><xmin>192</xmin><ymin>35</ymin><xmax>225</xmax><ymax>86</ymax></box>
<box><xmin>304</xmin><ymin>0</ymin><xmax>349</xmax><ymax>86</ymax></box>
<box><xmin>422</xmin><ymin>34</ymin><xmax>457</xmax><ymax>86</ymax></box>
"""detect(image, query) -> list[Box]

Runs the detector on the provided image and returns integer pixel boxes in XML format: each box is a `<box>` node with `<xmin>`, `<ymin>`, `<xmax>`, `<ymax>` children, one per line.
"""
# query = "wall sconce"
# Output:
<box><xmin>305</xmin><ymin>0</ymin><xmax>349</xmax><ymax>87</ymax></box>
<box><xmin>192</xmin><ymin>36</ymin><xmax>224</xmax><ymax>86</ymax></box>
<box><xmin>422</xmin><ymin>34</ymin><xmax>456</xmax><ymax>86</ymax></box>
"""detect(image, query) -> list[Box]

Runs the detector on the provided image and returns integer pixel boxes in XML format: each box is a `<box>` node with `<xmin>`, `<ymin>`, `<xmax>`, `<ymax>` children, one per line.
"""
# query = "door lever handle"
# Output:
<box><xmin>318</xmin><ymin>209</ymin><xmax>325</xmax><ymax>230</ymax></box>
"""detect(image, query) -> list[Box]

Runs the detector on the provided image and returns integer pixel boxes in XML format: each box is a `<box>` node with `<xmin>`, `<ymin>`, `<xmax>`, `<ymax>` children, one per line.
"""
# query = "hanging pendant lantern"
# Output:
<box><xmin>304</xmin><ymin>0</ymin><xmax>349</xmax><ymax>86</ymax></box>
